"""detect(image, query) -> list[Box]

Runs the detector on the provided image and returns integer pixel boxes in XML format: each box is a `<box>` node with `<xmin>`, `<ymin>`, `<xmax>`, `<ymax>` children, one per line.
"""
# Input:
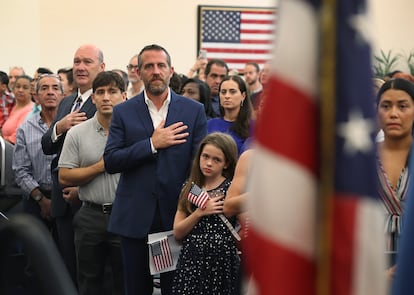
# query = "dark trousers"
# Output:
<box><xmin>73</xmin><ymin>205</ymin><xmax>124</xmax><ymax>295</ymax></box>
<box><xmin>121</xmin><ymin>237</ymin><xmax>174</xmax><ymax>295</ymax></box>
<box><xmin>22</xmin><ymin>197</ymin><xmax>57</xmax><ymax>241</ymax></box>
<box><xmin>55</xmin><ymin>208</ymin><xmax>77</xmax><ymax>287</ymax></box>
<box><xmin>121</xmin><ymin>206</ymin><xmax>174</xmax><ymax>295</ymax></box>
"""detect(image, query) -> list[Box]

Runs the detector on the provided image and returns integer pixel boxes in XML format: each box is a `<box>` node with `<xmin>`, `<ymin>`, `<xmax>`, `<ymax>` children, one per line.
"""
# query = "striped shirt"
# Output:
<box><xmin>377</xmin><ymin>157</ymin><xmax>410</xmax><ymax>252</ymax></box>
<box><xmin>0</xmin><ymin>92</ymin><xmax>15</xmax><ymax>128</ymax></box>
<box><xmin>12</xmin><ymin>112</ymin><xmax>55</xmax><ymax>198</ymax></box>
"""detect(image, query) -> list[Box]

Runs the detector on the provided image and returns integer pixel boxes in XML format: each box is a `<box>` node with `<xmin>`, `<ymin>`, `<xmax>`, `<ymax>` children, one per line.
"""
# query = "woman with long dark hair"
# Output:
<box><xmin>207</xmin><ymin>75</ymin><xmax>253</xmax><ymax>156</ymax></box>
<box><xmin>376</xmin><ymin>78</ymin><xmax>414</xmax><ymax>278</ymax></box>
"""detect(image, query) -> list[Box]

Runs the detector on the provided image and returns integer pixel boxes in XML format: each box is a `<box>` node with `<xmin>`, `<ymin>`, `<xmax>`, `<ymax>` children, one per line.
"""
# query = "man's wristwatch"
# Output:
<box><xmin>33</xmin><ymin>193</ymin><xmax>43</xmax><ymax>202</ymax></box>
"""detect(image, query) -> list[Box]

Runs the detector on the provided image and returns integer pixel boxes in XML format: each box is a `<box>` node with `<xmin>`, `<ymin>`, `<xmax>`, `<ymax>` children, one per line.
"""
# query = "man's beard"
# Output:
<box><xmin>147</xmin><ymin>82</ymin><xmax>167</xmax><ymax>96</ymax></box>
<box><xmin>248</xmin><ymin>79</ymin><xmax>257</xmax><ymax>86</ymax></box>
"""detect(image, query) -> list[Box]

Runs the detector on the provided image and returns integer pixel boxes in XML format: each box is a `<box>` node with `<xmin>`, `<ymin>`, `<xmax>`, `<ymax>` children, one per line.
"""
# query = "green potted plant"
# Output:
<box><xmin>373</xmin><ymin>49</ymin><xmax>399</xmax><ymax>78</ymax></box>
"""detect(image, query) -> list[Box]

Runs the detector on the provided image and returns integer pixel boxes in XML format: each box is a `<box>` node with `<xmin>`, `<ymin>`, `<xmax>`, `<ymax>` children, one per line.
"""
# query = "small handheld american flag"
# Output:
<box><xmin>150</xmin><ymin>237</ymin><xmax>173</xmax><ymax>272</ymax></box>
<box><xmin>187</xmin><ymin>183</ymin><xmax>210</xmax><ymax>209</ymax></box>
<box><xmin>187</xmin><ymin>183</ymin><xmax>241</xmax><ymax>241</ymax></box>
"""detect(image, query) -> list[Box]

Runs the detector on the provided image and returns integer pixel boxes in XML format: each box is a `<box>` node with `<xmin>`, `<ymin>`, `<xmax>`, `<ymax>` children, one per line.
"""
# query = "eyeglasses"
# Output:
<box><xmin>126</xmin><ymin>64</ymin><xmax>139</xmax><ymax>71</ymax></box>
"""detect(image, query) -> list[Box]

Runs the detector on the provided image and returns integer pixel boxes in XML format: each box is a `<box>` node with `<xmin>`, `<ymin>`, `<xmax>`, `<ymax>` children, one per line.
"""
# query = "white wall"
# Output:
<box><xmin>1</xmin><ymin>0</ymin><xmax>275</xmax><ymax>76</ymax></box>
<box><xmin>370</xmin><ymin>0</ymin><xmax>414</xmax><ymax>72</ymax></box>
<box><xmin>1</xmin><ymin>0</ymin><xmax>413</xmax><ymax>76</ymax></box>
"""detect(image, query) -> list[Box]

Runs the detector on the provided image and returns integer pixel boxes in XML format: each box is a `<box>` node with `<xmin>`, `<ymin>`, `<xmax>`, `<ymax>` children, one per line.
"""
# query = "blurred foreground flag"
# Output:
<box><xmin>392</xmin><ymin>149</ymin><xmax>414</xmax><ymax>294</ymax></box>
<box><xmin>244</xmin><ymin>0</ymin><xmax>387</xmax><ymax>294</ymax></box>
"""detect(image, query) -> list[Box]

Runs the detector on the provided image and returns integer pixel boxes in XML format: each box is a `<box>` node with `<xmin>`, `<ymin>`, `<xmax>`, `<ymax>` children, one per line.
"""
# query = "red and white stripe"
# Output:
<box><xmin>188</xmin><ymin>192</ymin><xmax>209</xmax><ymax>209</ymax></box>
<box><xmin>188</xmin><ymin>184</ymin><xmax>210</xmax><ymax>209</ymax></box>
<box><xmin>330</xmin><ymin>195</ymin><xmax>386</xmax><ymax>295</ymax></box>
<box><xmin>244</xmin><ymin>1</ymin><xmax>386</xmax><ymax>294</ymax></box>
<box><xmin>153</xmin><ymin>237</ymin><xmax>173</xmax><ymax>272</ymax></box>
<box><xmin>245</xmin><ymin>2</ymin><xmax>318</xmax><ymax>293</ymax></box>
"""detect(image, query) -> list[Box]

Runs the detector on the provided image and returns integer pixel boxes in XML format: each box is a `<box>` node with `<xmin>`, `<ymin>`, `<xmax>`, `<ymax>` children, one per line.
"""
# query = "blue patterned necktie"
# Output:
<box><xmin>72</xmin><ymin>96</ymin><xmax>82</xmax><ymax>112</ymax></box>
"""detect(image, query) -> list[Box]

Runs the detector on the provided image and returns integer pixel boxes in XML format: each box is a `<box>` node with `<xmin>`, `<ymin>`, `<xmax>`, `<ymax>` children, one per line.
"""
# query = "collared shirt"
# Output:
<box><xmin>144</xmin><ymin>89</ymin><xmax>171</xmax><ymax>129</ymax></box>
<box><xmin>0</xmin><ymin>92</ymin><xmax>15</xmax><ymax>128</ymax></box>
<box><xmin>52</xmin><ymin>89</ymin><xmax>93</xmax><ymax>142</ymax></box>
<box><xmin>12</xmin><ymin>112</ymin><xmax>55</xmax><ymax>198</ymax></box>
<box><xmin>71</xmin><ymin>89</ymin><xmax>92</xmax><ymax>112</ymax></box>
<box><xmin>58</xmin><ymin>113</ymin><xmax>120</xmax><ymax>204</ymax></box>
<box><xmin>144</xmin><ymin>89</ymin><xmax>171</xmax><ymax>153</ymax></box>
<box><xmin>26</xmin><ymin>103</ymin><xmax>42</xmax><ymax>120</ymax></box>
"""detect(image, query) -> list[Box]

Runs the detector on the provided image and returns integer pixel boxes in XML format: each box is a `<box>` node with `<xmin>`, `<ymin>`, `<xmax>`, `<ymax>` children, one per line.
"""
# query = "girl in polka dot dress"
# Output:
<box><xmin>172</xmin><ymin>132</ymin><xmax>240</xmax><ymax>295</ymax></box>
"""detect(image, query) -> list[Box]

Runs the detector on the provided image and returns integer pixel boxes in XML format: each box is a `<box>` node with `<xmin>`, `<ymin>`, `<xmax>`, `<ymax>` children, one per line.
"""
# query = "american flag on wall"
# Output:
<box><xmin>150</xmin><ymin>237</ymin><xmax>173</xmax><ymax>272</ymax></box>
<box><xmin>198</xmin><ymin>6</ymin><xmax>276</xmax><ymax>73</ymax></box>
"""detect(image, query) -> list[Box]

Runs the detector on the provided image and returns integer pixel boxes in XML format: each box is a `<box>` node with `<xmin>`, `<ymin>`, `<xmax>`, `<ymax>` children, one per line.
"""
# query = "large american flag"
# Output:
<box><xmin>244</xmin><ymin>0</ymin><xmax>387</xmax><ymax>294</ymax></box>
<box><xmin>198</xmin><ymin>6</ymin><xmax>276</xmax><ymax>73</ymax></box>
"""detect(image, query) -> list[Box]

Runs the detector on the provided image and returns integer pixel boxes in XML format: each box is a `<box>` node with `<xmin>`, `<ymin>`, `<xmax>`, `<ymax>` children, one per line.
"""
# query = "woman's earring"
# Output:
<box><xmin>241</xmin><ymin>100</ymin><xmax>244</xmax><ymax>107</ymax></box>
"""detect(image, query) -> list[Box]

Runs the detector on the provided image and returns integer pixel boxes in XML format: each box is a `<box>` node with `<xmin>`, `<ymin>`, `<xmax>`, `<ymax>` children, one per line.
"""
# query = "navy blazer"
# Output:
<box><xmin>104</xmin><ymin>91</ymin><xmax>207</xmax><ymax>238</ymax></box>
<box><xmin>41</xmin><ymin>93</ymin><xmax>96</xmax><ymax>217</ymax></box>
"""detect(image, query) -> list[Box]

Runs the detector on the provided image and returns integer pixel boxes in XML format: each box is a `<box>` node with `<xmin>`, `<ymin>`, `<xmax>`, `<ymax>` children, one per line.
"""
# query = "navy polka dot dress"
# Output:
<box><xmin>172</xmin><ymin>179</ymin><xmax>240</xmax><ymax>295</ymax></box>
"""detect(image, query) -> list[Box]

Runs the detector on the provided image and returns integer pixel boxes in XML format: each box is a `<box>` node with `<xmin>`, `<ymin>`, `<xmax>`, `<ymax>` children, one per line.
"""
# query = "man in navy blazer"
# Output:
<box><xmin>42</xmin><ymin>44</ymin><xmax>105</xmax><ymax>285</ymax></box>
<box><xmin>104</xmin><ymin>44</ymin><xmax>207</xmax><ymax>295</ymax></box>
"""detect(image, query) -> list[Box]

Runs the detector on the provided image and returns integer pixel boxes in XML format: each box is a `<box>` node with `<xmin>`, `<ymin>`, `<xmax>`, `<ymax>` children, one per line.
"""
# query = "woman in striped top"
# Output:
<box><xmin>376</xmin><ymin>78</ymin><xmax>414</xmax><ymax>278</ymax></box>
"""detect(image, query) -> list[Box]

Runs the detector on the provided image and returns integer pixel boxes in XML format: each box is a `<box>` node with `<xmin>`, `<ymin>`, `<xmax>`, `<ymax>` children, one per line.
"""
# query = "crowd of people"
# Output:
<box><xmin>3</xmin><ymin>39</ymin><xmax>414</xmax><ymax>294</ymax></box>
<box><xmin>2</xmin><ymin>39</ymin><xmax>414</xmax><ymax>295</ymax></box>
<box><xmin>0</xmin><ymin>43</ymin><xmax>270</xmax><ymax>295</ymax></box>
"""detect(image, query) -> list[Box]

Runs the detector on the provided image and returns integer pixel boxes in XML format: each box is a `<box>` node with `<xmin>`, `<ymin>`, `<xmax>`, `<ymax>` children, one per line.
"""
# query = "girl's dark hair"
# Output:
<box><xmin>181</xmin><ymin>78</ymin><xmax>215</xmax><ymax>118</ymax></box>
<box><xmin>219</xmin><ymin>75</ymin><xmax>253</xmax><ymax>139</ymax></box>
<box><xmin>177</xmin><ymin>132</ymin><xmax>238</xmax><ymax>215</ymax></box>
<box><xmin>377</xmin><ymin>78</ymin><xmax>414</xmax><ymax>105</ymax></box>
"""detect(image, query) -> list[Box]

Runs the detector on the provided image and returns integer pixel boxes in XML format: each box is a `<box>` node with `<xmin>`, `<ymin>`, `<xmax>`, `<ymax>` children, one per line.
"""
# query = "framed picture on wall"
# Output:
<box><xmin>197</xmin><ymin>5</ymin><xmax>277</xmax><ymax>74</ymax></box>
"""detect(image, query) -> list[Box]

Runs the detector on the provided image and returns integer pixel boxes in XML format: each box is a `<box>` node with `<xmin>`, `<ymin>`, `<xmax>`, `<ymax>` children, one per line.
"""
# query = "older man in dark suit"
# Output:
<box><xmin>42</xmin><ymin>44</ymin><xmax>105</xmax><ymax>285</ymax></box>
<box><xmin>104</xmin><ymin>44</ymin><xmax>207</xmax><ymax>295</ymax></box>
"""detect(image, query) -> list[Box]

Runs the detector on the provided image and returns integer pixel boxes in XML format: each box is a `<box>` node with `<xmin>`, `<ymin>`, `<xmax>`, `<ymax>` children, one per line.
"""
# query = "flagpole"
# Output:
<box><xmin>317</xmin><ymin>0</ymin><xmax>337</xmax><ymax>294</ymax></box>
